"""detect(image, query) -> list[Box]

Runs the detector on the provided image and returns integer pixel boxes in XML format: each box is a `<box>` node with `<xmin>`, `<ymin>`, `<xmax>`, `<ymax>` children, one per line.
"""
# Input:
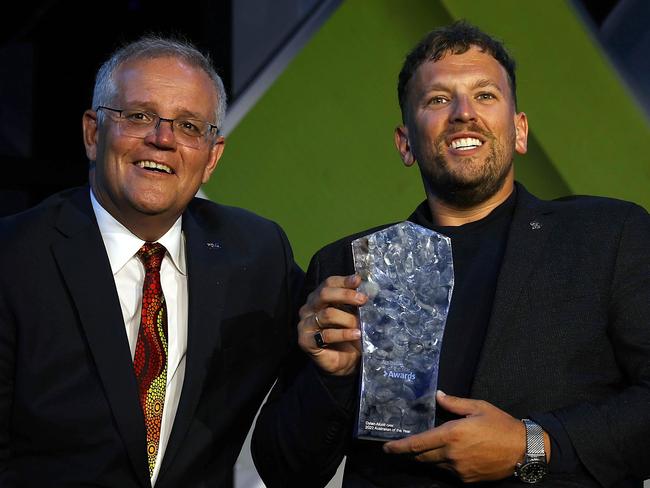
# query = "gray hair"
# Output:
<box><xmin>92</xmin><ymin>35</ymin><xmax>227</xmax><ymax>129</ymax></box>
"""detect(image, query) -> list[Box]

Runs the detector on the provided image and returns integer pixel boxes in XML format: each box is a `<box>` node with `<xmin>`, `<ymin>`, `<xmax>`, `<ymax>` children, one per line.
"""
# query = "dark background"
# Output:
<box><xmin>0</xmin><ymin>0</ymin><xmax>319</xmax><ymax>215</ymax></box>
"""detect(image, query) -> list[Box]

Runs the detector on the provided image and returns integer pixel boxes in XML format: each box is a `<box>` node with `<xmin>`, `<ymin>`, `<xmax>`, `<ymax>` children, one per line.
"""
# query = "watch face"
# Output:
<box><xmin>519</xmin><ymin>461</ymin><xmax>548</xmax><ymax>483</ymax></box>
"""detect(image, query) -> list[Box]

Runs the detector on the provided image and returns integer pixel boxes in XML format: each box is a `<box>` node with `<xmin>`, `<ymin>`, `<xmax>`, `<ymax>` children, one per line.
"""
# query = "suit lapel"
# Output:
<box><xmin>471</xmin><ymin>184</ymin><xmax>557</xmax><ymax>399</ymax></box>
<box><xmin>51</xmin><ymin>189</ymin><xmax>149</xmax><ymax>487</ymax></box>
<box><xmin>158</xmin><ymin>206</ymin><xmax>229</xmax><ymax>476</ymax></box>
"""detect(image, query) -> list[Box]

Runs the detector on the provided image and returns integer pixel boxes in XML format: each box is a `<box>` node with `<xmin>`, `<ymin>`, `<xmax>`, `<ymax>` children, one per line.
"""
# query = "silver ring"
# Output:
<box><xmin>314</xmin><ymin>331</ymin><xmax>327</xmax><ymax>348</ymax></box>
<box><xmin>313</xmin><ymin>312</ymin><xmax>323</xmax><ymax>330</ymax></box>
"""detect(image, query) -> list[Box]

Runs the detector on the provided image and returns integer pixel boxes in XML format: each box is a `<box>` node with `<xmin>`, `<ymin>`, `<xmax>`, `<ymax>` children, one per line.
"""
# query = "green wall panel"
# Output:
<box><xmin>204</xmin><ymin>0</ymin><xmax>648</xmax><ymax>268</ymax></box>
<box><xmin>204</xmin><ymin>1</ymin><xmax>453</xmax><ymax>267</ymax></box>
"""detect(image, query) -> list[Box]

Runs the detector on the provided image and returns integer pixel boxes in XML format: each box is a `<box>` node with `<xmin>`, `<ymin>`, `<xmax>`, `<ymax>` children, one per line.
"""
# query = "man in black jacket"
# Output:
<box><xmin>0</xmin><ymin>36</ymin><xmax>301</xmax><ymax>487</ymax></box>
<box><xmin>252</xmin><ymin>21</ymin><xmax>649</xmax><ymax>487</ymax></box>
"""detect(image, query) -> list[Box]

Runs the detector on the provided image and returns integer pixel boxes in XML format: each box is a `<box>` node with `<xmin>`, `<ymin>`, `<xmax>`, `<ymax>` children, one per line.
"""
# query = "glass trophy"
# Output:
<box><xmin>352</xmin><ymin>221</ymin><xmax>454</xmax><ymax>440</ymax></box>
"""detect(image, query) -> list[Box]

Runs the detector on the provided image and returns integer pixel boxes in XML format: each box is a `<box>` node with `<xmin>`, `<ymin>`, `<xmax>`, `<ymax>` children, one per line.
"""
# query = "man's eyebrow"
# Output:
<box><xmin>419</xmin><ymin>79</ymin><xmax>504</xmax><ymax>94</ymax></box>
<box><xmin>473</xmin><ymin>78</ymin><xmax>504</xmax><ymax>93</ymax></box>
<box><xmin>420</xmin><ymin>82</ymin><xmax>450</xmax><ymax>93</ymax></box>
<box><xmin>122</xmin><ymin>102</ymin><xmax>207</xmax><ymax>120</ymax></box>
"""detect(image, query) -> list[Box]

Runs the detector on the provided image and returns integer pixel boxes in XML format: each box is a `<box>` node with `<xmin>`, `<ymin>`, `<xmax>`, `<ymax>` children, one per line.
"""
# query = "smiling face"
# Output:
<box><xmin>395</xmin><ymin>46</ymin><xmax>528</xmax><ymax>209</ymax></box>
<box><xmin>83</xmin><ymin>56</ymin><xmax>224</xmax><ymax>240</ymax></box>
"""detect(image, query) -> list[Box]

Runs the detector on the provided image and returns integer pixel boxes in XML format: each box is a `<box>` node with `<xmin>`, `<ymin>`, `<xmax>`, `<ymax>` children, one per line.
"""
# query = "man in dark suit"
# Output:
<box><xmin>0</xmin><ymin>36</ymin><xmax>301</xmax><ymax>487</ymax></box>
<box><xmin>252</xmin><ymin>21</ymin><xmax>650</xmax><ymax>487</ymax></box>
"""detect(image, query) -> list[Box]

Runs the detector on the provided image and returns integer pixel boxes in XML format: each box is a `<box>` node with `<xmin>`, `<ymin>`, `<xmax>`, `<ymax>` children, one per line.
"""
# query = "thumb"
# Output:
<box><xmin>435</xmin><ymin>390</ymin><xmax>482</xmax><ymax>417</ymax></box>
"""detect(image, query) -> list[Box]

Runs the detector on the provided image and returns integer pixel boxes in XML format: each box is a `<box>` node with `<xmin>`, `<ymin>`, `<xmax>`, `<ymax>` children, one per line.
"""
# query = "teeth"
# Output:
<box><xmin>450</xmin><ymin>137</ymin><xmax>482</xmax><ymax>151</ymax></box>
<box><xmin>137</xmin><ymin>160</ymin><xmax>172</xmax><ymax>174</ymax></box>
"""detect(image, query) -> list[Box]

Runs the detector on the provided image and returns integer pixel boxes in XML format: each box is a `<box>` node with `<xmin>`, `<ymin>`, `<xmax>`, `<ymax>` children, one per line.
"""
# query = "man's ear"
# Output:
<box><xmin>514</xmin><ymin>111</ymin><xmax>528</xmax><ymax>155</ymax></box>
<box><xmin>82</xmin><ymin>109</ymin><xmax>99</xmax><ymax>161</ymax></box>
<box><xmin>394</xmin><ymin>125</ymin><xmax>416</xmax><ymax>167</ymax></box>
<box><xmin>202</xmin><ymin>136</ymin><xmax>225</xmax><ymax>183</ymax></box>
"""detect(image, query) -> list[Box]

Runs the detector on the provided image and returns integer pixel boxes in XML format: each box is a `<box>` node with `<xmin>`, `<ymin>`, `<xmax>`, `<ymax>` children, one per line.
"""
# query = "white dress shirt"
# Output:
<box><xmin>91</xmin><ymin>190</ymin><xmax>188</xmax><ymax>485</ymax></box>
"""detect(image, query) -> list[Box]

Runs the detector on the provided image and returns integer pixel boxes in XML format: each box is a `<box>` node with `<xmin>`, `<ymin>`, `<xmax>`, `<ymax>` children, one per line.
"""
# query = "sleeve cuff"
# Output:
<box><xmin>529</xmin><ymin>411</ymin><xmax>580</xmax><ymax>473</ymax></box>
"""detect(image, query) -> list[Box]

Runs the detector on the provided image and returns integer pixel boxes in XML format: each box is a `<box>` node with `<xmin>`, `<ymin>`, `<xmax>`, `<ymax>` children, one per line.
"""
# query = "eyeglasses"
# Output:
<box><xmin>96</xmin><ymin>106</ymin><xmax>219</xmax><ymax>149</ymax></box>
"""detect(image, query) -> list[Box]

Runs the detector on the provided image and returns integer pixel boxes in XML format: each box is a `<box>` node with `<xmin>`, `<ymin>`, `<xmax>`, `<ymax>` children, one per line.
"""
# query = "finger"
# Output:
<box><xmin>312</xmin><ymin>327</ymin><xmax>361</xmax><ymax>346</ymax></box>
<box><xmin>383</xmin><ymin>429</ymin><xmax>445</xmax><ymax>455</ymax></box>
<box><xmin>435</xmin><ymin>390</ymin><xmax>485</xmax><ymax>417</ymax></box>
<box><xmin>317</xmin><ymin>306</ymin><xmax>360</xmax><ymax>330</ymax></box>
<box><xmin>343</xmin><ymin>273</ymin><xmax>362</xmax><ymax>288</ymax></box>
<box><xmin>301</xmin><ymin>286</ymin><xmax>366</xmax><ymax>316</ymax></box>
<box><xmin>322</xmin><ymin>274</ymin><xmax>362</xmax><ymax>290</ymax></box>
<box><xmin>413</xmin><ymin>448</ymin><xmax>448</xmax><ymax>464</ymax></box>
<box><xmin>313</xmin><ymin>310</ymin><xmax>324</xmax><ymax>330</ymax></box>
<box><xmin>299</xmin><ymin>275</ymin><xmax>366</xmax><ymax>319</ymax></box>
<box><xmin>298</xmin><ymin>307</ymin><xmax>359</xmax><ymax>335</ymax></box>
<box><xmin>313</xmin><ymin>331</ymin><xmax>327</xmax><ymax>349</ymax></box>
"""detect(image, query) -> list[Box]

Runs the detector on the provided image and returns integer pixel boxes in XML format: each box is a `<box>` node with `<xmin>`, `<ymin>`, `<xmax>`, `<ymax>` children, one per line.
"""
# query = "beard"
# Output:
<box><xmin>416</xmin><ymin>124</ymin><xmax>515</xmax><ymax>208</ymax></box>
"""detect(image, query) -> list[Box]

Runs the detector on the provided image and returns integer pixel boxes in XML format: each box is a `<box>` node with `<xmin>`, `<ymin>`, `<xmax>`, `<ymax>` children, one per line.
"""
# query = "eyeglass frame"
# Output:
<box><xmin>95</xmin><ymin>106</ymin><xmax>220</xmax><ymax>147</ymax></box>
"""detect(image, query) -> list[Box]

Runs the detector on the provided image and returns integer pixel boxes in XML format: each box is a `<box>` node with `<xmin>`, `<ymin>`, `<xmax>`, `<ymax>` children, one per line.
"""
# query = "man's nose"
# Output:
<box><xmin>146</xmin><ymin>117</ymin><xmax>177</xmax><ymax>148</ymax></box>
<box><xmin>449</xmin><ymin>95</ymin><xmax>477</xmax><ymax>123</ymax></box>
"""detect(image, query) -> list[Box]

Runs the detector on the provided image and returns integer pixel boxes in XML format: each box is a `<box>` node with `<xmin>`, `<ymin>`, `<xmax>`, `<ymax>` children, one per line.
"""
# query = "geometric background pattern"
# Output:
<box><xmin>204</xmin><ymin>0</ymin><xmax>649</xmax><ymax>268</ymax></box>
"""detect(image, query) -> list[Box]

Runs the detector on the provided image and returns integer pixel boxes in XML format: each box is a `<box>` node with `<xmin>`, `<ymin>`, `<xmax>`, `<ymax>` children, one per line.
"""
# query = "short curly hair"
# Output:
<box><xmin>398</xmin><ymin>20</ymin><xmax>517</xmax><ymax>120</ymax></box>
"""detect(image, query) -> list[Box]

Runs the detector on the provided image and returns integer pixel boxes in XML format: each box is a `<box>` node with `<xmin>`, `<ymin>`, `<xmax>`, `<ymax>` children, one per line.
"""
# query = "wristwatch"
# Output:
<box><xmin>515</xmin><ymin>418</ymin><xmax>548</xmax><ymax>483</ymax></box>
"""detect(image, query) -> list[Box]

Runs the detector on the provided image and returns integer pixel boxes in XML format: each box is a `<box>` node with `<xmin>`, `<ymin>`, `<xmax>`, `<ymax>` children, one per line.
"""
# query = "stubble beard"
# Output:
<box><xmin>418</xmin><ymin>128</ymin><xmax>515</xmax><ymax>209</ymax></box>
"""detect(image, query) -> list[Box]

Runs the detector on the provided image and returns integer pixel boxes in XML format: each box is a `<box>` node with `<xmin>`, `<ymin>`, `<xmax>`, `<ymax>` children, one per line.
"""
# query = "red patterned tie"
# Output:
<box><xmin>134</xmin><ymin>242</ymin><xmax>168</xmax><ymax>477</ymax></box>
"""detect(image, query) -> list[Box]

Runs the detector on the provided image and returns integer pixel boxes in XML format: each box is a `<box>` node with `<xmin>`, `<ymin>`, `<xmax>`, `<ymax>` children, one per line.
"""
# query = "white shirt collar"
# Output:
<box><xmin>90</xmin><ymin>189</ymin><xmax>186</xmax><ymax>275</ymax></box>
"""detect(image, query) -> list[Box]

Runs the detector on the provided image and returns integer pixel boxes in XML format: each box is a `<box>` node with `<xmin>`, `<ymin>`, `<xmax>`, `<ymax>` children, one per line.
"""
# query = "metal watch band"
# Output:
<box><xmin>522</xmin><ymin>419</ymin><xmax>545</xmax><ymax>457</ymax></box>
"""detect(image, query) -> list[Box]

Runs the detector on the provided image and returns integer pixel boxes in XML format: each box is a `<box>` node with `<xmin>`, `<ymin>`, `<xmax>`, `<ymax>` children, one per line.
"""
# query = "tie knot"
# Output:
<box><xmin>137</xmin><ymin>242</ymin><xmax>166</xmax><ymax>271</ymax></box>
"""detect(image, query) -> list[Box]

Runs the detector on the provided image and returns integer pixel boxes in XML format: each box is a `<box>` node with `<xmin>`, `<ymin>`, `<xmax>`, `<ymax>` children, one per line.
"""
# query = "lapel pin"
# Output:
<box><xmin>206</xmin><ymin>242</ymin><xmax>221</xmax><ymax>249</ymax></box>
<box><xmin>529</xmin><ymin>221</ymin><xmax>542</xmax><ymax>230</ymax></box>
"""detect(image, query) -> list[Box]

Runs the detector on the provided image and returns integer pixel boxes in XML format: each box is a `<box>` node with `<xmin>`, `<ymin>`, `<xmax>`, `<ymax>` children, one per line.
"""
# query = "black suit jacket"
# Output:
<box><xmin>252</xmin><ymin>183</ymin><xmax>650</xmax><ymax>487</ymax></box>
<box><xmin>0</xmin><ymin>187</ymin><xmax>302</xmax><ymax>487</ymax></box>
